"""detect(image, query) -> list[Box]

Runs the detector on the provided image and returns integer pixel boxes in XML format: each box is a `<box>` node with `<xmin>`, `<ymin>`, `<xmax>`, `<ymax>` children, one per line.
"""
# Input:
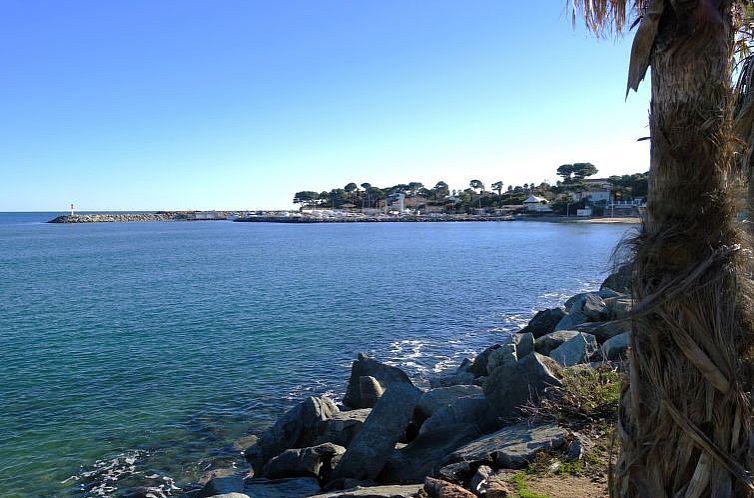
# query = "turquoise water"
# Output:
<box><xmin>0</xmin><ymin>213</ymin><xmax>631</xmax><ymax>497</ymax></box>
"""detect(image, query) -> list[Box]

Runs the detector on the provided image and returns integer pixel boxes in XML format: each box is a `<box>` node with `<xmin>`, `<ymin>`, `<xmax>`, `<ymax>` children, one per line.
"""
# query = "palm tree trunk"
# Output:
<box><xmin>613</xmin><ymin>3</ymin><xmax>754</xmax><ymax>497</ymax></box>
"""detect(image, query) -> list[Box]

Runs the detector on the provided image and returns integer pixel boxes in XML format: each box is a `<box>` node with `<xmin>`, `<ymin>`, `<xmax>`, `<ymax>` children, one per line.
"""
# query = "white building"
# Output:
<box><xmin>523</xmin><ymin>195</ymin><xmax>552</xmax><ymax>212</ymax></box>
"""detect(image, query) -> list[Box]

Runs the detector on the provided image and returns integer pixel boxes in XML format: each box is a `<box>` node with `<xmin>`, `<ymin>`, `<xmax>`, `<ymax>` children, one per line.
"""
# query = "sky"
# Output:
<box><xmin>0</xmin><ymin>1</ymin><xmax>650</xmax><ymax>211</ymax></box>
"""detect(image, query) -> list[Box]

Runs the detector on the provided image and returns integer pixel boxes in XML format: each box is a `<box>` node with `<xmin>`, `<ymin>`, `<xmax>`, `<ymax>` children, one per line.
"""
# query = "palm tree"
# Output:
<box><xmin>573</xmin><ymin>2</ymin><xmax>754</xmax><ymax>496</ymax></box>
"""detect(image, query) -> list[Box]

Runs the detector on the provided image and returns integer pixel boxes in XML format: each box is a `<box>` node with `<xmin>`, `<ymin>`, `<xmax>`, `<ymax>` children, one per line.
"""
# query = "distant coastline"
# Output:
<box><xmin>48</xmin><ymin>211</ymin><xmax>640</xmax><ymax>224</ymax></box>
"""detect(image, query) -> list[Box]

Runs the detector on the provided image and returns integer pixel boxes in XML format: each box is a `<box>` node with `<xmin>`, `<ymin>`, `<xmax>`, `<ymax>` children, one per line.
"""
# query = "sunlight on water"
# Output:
<box><xmin>0</xmin><ymin>214</ymin><xmax>630</xmax><ymax>497</ymax></box>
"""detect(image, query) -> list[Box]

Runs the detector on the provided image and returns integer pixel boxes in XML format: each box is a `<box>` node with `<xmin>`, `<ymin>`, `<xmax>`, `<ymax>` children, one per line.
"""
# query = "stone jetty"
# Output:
<box><xmin>47</xmin><ymin>211</ymin><xmax>239</xmax><ymax>223</ymax></box>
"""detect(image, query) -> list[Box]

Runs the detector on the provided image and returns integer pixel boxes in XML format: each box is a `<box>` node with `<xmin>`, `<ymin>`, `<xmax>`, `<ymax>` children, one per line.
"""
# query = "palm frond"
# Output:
<box><xmin>569</xmin><ymin>0</ymin><xmax>645</xmax><ymax>35</ymax></box>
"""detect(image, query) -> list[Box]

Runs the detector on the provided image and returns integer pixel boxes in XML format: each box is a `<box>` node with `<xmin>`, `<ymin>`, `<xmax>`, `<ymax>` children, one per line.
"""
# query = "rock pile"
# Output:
<box><xmin>175</xmin><ymin>271</ymin><xmax>631</xmax><ymax>498</ymax></box>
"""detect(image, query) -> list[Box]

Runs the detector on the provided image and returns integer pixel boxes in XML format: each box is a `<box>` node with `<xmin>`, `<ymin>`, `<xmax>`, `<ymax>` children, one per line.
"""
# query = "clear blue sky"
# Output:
<box><xmin>1</xmin><ymin>1</ymin><xmax>649</xmax><ymax>211</ymax></box>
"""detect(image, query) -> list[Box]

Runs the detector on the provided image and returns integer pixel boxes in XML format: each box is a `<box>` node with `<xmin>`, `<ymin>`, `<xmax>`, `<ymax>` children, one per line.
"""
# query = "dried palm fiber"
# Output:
<box><xmin>734</xmin><ymin>53</ymin><xmax>754</xmax><ymax>222</ymax></box>
<box><xmin>607</xmin><ymin>2</ymin><xmax>754</xmax><ymax>497</ymax></box>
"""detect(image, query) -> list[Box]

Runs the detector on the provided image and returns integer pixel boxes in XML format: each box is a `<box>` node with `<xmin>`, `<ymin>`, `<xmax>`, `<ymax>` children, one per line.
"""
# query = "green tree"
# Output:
<box><xmin>571</xmin><ymin>162</ymin><xmax>598</xmax><ymax>180</ymax></box>
<box><xmin>433</xmin><ymin>181</ymin><xmax>450</xmax><ymax>200</ymax></box>
<box><xmin>491</xmin><ymin>180</ymin><xmax>504</xmax><ymax>197</ymax></box>
<box><xmin>292</xmin><ymin>191</ymin><xmax>319</xmax><ymax>207</ymax></box>
<box><xmin>573</xmin><ymin>1</ymin><xmax>754</xmax><ymax>496</ymax></box>
<box><xmin>556</xmin><ymin>164</ymin><xmax>575</xmax><ymax>184</ymax></box>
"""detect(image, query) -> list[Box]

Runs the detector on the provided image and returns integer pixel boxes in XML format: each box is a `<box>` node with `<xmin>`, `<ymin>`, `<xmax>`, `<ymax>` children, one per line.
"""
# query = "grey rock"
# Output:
<box><xmin>430</xmin><ymin>371</ymin><xmax>475</xmax><ymax>388</ymax></box>
<box><xmin>315</xmin><ymin>409</ymin><xmax>372</xmax><ymax>447</ymax></box>
<box><xmin>554</xmin><ymin>311</ymin><xmax>589</xmax><ymax>331</ymax></box>
<box><xmin>574</xmin><ymin>320</ymin><xmax>631</xmax><ymax>343</ymax></box>
<box><xmin>564</xmin><ymin>292</ymin><xmax>589</xmax><ymax>311</ymax></box>
<box><xmin>470</xmin><ymin>465</ymin><xmax>493</xmax><ymax>495</ymax></box>
<box><xmin>380</xmin><ymin>423</ymin><xmax>481</xmax><ymax>483</ymax></box>
<box><xmin>419</xmin><ymin>396</ymin><xmax>492</xmax><ymax>436</ymax></box>
<box><xmin>358</xmin><ymin>376</ymin><xmax>385</xmax><ymax>408</ymax></box>
<box><xmin>602</xmin><ymin>332</ymin><xmax>630</xmax><ymax>360</ymax></box>
<box><xmin>469</xmin><ymin>344</ymin><xmax>502</xmax><ymax>377</ymax></box>
<box><xmin>580</xmin><ymin>294</ymin><xmax>610</xmax><ymax>321</ymax></box>
<box><xmin>456</xmin><ymin>358</ymin><xmax>473</xmax><ymax>374</ymax></box>
<box><xmin>566</xmin><ymin>437</ymin><xmax>585</xmax><ymax>461</ymax></box>
<box><xmin>534</xmin><ymin>330</ymin><xmax>582</xmax><ymax>356</ymax></box>
<box><xmin>344</xmin><ymin>354</ymin><xmax>416</xmax><ymax>409</ymax></box>
<box><xmin>436</xmin><ymin>462</ymin><xmax>473</xmax><ymax>484</ymax></box>
<box><xmin>604</xmin><ymin>296</ymin><xmax>633</xmax><ymax>320</ymax></box>
<box><xmin>513</xmin><ymin>332</ymin><xmax>535</xmax><ymax>359</ymax></box>
<box><xmin>472</xmin><ymin>376</ymin><xmax>488</xmax><ymax>388</ymax></box>
<box><xmin>416</xmin><ymin>385</ymin><xmax>483</xmax><ymax>420</ymax></box>
<box><xmin>486</xmin><ymin>343</ymin><xmax>517</xmax><ymax>374</ymax></box>
<box><xmin>332</xmin><ymin>383</ymin><xmax>422</xmax><ymax>481</ymax></box>
<box><xmin>204</xmin><ymin>495</ymin><xmax>250</xmax><ymax>498</ymax></box>
<box><xmin>245</xmin><ymin>396</ymin><xmax>339</xmax><ymax>473</ymax></box>
<box><xmin>519</xmin><ymin>308</ymin><xmax>566</xmax><ymax>338</ymax></box>
<box><xmin>597</xmin><ymin>288</ymin><xmax>622</xmax><ymax>300</ymax></box>
<box><xmin>601</xmin><ymin>265</ymin><xmax>632</xmax><ymax>293</ymax></box>
<box><xmin>484</xmin><ymin>353</ymin><xmax>561</xmax><ymax>421</ymax></box>
<box><xmin>262</xmin><ymin>443</ymin><xmax>346</xmax><ymax>479</ymax></box>
<box><xmin>197</xmin><ymin>476</ymin><xmax>245</xmax><ymax>498</ymax></box>
<box><xmin>243</xmin><ymin>477</ymin><xmax>322</xmax><ymax>498</ymax></box>
<box><xmin>309</xmin><ymin>484</ymin><xmax>424</xmax><ymax>497</ymax></box>
<box><xmin>548</xmin><ymin>333</ymin><xmax>598</xmax><ymax>367</ymax></box>
<box><xmin>447</xmin><ymin>423</ymin><xmax>568</xmax><ymax>469</ymax></box>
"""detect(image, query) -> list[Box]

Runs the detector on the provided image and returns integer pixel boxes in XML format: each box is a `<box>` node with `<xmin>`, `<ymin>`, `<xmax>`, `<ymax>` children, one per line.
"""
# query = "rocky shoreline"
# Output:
<box><xmin>121</xmin><ymin>267</ymin><xmax>630</xmax><ymax>498</ymax></box>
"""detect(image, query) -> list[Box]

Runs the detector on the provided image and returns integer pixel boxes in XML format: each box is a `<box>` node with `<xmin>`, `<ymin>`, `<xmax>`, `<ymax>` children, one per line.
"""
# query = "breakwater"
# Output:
<box><xmin>47</xmin><ymin>212</ymin><xmax>239</xmax><ymax>223</ymax></box>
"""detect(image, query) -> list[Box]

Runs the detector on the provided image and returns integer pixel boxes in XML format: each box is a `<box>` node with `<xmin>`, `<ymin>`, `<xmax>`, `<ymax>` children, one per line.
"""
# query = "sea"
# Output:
<box><xmin>0</xmin><ymin>212</ymin><xmax>634</xmax><ymax>497</ymax></box>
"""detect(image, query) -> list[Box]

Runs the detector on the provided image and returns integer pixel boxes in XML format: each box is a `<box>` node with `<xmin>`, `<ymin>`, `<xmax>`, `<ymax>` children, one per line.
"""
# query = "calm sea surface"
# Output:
<box><xmin>0</xmin><ymin>213</ymin><xmax>632</xmax><ymax>497</ymax></box>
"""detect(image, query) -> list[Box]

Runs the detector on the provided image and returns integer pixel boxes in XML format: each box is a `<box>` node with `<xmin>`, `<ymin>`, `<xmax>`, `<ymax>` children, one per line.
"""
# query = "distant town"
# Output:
<box><xmin>50</xmin><ymin>164</ymin><xmax>650</xmax><ymax>224</ymax></box>
<box><xmin>291</xmin><ymin>163</ymin><xmax>648</xmax><ymax>219</ymax></box>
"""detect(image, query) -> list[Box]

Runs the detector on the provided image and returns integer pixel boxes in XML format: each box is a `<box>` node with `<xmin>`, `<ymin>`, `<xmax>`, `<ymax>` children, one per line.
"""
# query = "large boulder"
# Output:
<box><xmin>331</xmin><ymin>383</ymin><xmax>422</xmax><ymax>481</ymax></box>
<box><xmin>574</xmin><ymin>320</ymin><xmax>631</xmax><ymax>343</ymax></box>
<box><xmin>262</xmin><ymin>443</ymin><xmax>346</xmax><ymax>479</ymax></box>
<box><xmin>518</xmin><ymin>308</ymin><xmax>566</xmax><ymax>338</ymax></box>
<box><xmin>534</xmin><ymin>330</ymin><xmax>582</xmax><ymax>356</ymax></box>
<box><xmin>315</xmin><ymin>409</ymin><xmax>372</xmax><ymax>447</ymax></box>
<box><xmin>308</xmin><ymin>484</ymin><xmax>424</xmax><ymax>497</ymax></box>
<box><xmin>469</xmin><ymin>345</ymin><xmax>502</xmax><ymax>377</ymax></box>
<box><xmin>548</xmin><ymin>332</ymin><xmax>598</xmax><ymax>367</ymax></box>
<box><xmin>202</xmin><ymin>494</ymin><xmax>250</xmax><ymax>498</ymax></box>
<box><xmin>419</xmin><ymin>396</ymin><xmax>493</xmax><ymax>436</ymax></box>
<box><xmin>486</xmin><ymin>343</ymin><xmax>517</xmax><ymax>374</ymax></box>
<box><xmin>344</xmin><ymin>354</ymin><xmax>417</xmax><ymax>409</ymax></box>
<box><xmin>243</xmin><ymin>477</ymin><xmax>322</xmax><ymax>498</ymax></box>
<box><xmin>553</xmin><ymin>311</ymin><xmax>589</xmax><ymax>331</ymax></box>
<box><xmin>602</xmin><ymin>332</ymin><xmax>631</xmax><ymax>360</ymax></box>
<box><xmin>483</xmin><ymin>353</ymin><xmax>561</xmax><ymax>421</ymax></box>
<box><xmin>416</xmin><ymin>385</ymin><xmax>483</xmax><ymax>420</ymax></box>
<box><xmin>513</xmin><ymin>332</ymin><xmax>535</xmax><ymax>359</ymax></box>
<box><xmin>197</xmin><ymin>476</ymin><xmax>245</xmax><ymax>497</ymax></box>
<box><xmin>604</xmin><ymin>296</ymin><xmax>633</xmax><ymax>320</ymax></box>
<box><xmin>601</xmin><ymin>265</ymin><xmax>632</xmax><ymax>293</ymax></box>
<box><xmin>430</xmin><ymin>371</ymin><xmax>475</xmax><ymax>388</ymax></box>
<box><xmin>446</xmin><ymin>423</ymin><xmax>568</xmax><ymax>469</ymax></box>
<box><xmin>245</xmin><ymin>396</ymin><xmax>339</xmax><ymax>473</ymax></box>
<box><xmin>580</xmin><ymin>294</ymin><xmax>610</xmax><ymax>321</ymax></box>
<box><xmin>379</xmin><ymin>423</ymin><xmax>481</xmax><ymax>484</ymax></box>
<box><xmin>358</xmin><ymin>376</ymin><xmax>385</xmax><ymax>408</ymax></box>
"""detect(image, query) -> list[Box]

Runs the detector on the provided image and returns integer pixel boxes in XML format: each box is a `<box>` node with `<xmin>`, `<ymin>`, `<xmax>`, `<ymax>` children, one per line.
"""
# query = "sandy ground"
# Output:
<box><xmin>526</xmin><ymin>475</ymin><xmax>610</xmax><ymax>498</ymax></box>
<box><xmin>576</xmin><ymin>217</ymin><xmax>640</xmax><ymax>224</ymax></box>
